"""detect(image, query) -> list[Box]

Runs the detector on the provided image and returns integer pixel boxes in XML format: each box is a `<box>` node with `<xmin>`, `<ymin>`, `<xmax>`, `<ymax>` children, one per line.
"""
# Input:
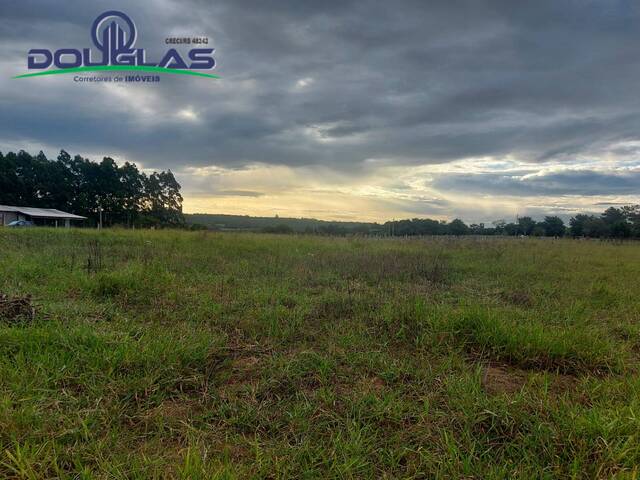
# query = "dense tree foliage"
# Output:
<box><xmin>568</xmin><ymin>207</ymin><xmax>640</xmax><ymax>239</ymax></box>
<box><xmin>0</xmin><ymin>150</ymin><xmax>184</xmax><ymax>227</ymax></box>
<box><xmin>380</xmin><ymin>208</ymin><xmax>640</xmax><ymax>239</ymax></box>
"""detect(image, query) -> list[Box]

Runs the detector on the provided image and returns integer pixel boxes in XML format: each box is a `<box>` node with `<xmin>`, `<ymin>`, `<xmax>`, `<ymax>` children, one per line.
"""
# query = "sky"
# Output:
<box><xmin>2</xmin><ymin>0</ymin><xmax>640</xmax><ymax>223</ymax></box>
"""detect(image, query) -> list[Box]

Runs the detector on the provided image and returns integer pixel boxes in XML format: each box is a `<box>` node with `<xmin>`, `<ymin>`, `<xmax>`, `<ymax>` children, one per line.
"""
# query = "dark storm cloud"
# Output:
<box><xmin>2</xmin><ymin>0</ymin><xmax>640</xmax><ymax>179</ymax></box>
<box><xmin>433</xmin><ymin>169</ymin><xmax>640</xmax><ymax>197</ymax></box>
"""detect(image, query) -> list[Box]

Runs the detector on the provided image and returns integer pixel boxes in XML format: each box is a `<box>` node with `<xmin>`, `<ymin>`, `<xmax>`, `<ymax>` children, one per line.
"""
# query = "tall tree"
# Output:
<box><xmin>448</xmin><ymin>218</ymin><xmax>470</xmax><ymax>236</ymax></box>
<box><xmin>517</xmin><ymin>216</ymin><xmax>536</xmax><ymax>236</ymax></box>
<box><xmin>540</xmin><ymin>216</ymin><xmax>565</xmax><ymax>237</ymax></box>
<box><xmin>0</xmin><ymin>149</ymin><xmax>184</xmax><ymax>227</ymax></box>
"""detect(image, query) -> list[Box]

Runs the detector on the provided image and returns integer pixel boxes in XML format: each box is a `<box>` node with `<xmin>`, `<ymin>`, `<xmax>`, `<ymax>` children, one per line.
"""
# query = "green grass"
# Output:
<box><xmin>1</xmin><ymin>229</ymin><xmax>640</xmax><ymax>478</ymax></box>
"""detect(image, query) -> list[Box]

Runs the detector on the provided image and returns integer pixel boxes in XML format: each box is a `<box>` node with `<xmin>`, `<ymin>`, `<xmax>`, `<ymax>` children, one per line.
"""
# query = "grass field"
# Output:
<box><xmin>1</xmin><ymin>229</ymin><xmax>640</xmax><ymax>478</ymax></box>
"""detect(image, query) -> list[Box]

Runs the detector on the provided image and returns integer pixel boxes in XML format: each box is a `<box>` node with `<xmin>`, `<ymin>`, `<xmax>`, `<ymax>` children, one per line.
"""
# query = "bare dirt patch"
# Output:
<box><xmin>482</xmin><ymin>364</ymin><xmax>528</xmax><ymax>395</ymax></box>
<box><xmin>225</xmin><ymin>355</ymin><xmax>262</xmax><ymax>387</ymax></box>
<box><xmin>500</xmin><ymin>289</ymin><xmax>533</xmax><ymax>307</ymax></box>
<box><xmin>481</xmin><ymin>363</ymin><xmax>580</xmax><ymax>397</ymax></box>
<box><xmin>358</xmin><ymin>376</ymin><xmax>386</xmax><ymax>393</ymax></box>
<box><xmin>215</xmin><ymin>338</ymin><xmax>272</xmax><ymax>397</ymax></box>
<box><xmin>149</xmin><ymin>398</ymin><xmax>199</xmax><ymax>423</ymax></box>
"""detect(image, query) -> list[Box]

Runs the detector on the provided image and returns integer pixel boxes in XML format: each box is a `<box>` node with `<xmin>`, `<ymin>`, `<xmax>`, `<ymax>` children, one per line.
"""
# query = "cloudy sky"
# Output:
<box><xmin>2</xmin><ymin>0</ymin><xmax>640</xmax><ymax>222</ymax></box>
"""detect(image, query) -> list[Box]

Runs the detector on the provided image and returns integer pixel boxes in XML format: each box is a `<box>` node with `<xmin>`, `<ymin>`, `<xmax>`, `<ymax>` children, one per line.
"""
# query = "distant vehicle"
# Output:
<box><xmin>7</xmin><ymin>220</ymin><xmax>33</xmax><ymax>227</ymax></box>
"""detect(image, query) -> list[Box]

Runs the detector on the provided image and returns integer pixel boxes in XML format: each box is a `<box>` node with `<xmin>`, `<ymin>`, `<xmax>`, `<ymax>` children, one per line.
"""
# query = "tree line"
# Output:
<box><xmin>208</xmin><ymin>207</ymin><xmax>640</xmax><ymax>239</ymax></box>
<box><xmin>382</xmin><ymin>207</ymin><xmax>640</xmax><ymax>239</ymax></box>
<box><xmin>0</xmin><ymin>150</ymin><xmax>184</xmax><ymax>227</ymax></box>
<box><xmin>257</xmin><ymin>208</ymin><xmax>640</xmax><ymax>238</ymax></box>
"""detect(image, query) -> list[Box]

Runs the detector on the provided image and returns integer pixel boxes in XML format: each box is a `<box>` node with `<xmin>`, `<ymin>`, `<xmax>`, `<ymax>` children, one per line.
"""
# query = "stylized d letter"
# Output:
<box><xmin>28</xmin><ymin>49</ymin><xmax>53</xmax><ymax>69</ymax></box>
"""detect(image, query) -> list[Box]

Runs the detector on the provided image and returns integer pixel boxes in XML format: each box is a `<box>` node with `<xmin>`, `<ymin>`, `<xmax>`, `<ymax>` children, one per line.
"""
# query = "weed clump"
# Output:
<box><xmin>85</xmin><ymin>239</ymin><xmax>104</xmax><ymax>274</ymax></box>
<box><xmin>0</xmin><ymin>292</ymin><xmax>35</xmax><ymax>324</ymax></box>
<box><xmin>447</xmin><ymin>310</ymin><xmax>623</xmax><ymax>375</ymax></box>
<box><xmin>91</xmin><ymin>272</ymin><xmax>129</xmax><ymax>298</ymax></box>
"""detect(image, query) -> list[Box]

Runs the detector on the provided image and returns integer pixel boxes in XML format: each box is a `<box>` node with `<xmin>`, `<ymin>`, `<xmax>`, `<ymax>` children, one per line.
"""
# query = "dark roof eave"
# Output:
<box><xmin>26</xmin><ymin>214</ymin><xmax>86</xmax><ymax>220</ymax></box>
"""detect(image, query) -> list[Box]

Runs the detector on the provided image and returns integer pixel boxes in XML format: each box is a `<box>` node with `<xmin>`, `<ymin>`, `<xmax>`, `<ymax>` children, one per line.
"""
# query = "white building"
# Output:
<box><xmin>0</xmin><ymin>205</ymin><xmax>86</xmax><ymax>227</ymax></box>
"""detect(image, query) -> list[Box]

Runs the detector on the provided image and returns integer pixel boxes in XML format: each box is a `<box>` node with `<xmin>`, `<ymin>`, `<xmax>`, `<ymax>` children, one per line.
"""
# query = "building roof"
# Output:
<box><xmin>0</xmin><ymin>205</ymin><xmax>86</xmax><ymax>220</ymax></box>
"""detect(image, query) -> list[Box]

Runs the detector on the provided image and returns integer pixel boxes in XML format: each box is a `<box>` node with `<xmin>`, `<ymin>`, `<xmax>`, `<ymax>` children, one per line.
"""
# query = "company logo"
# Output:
<box><xmin>14</xmin><ymin>10</ymin><xmax>219</xmax><ymax>79</ymax></box>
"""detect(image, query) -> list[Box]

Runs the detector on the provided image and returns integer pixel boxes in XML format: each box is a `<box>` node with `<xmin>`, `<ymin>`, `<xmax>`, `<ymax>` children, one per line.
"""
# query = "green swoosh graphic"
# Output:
<box><xmin>13</xmin><ymin>65</ymin><xmax>220</xmax><ymax>79</ymax></box>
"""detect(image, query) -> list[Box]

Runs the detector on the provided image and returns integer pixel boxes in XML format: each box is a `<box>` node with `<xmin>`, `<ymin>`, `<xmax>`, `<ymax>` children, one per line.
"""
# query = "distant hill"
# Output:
<box><xmin>185</xmin><ymin>213</ymin><xmax>383</xmax><ymax>234</ymax></box>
